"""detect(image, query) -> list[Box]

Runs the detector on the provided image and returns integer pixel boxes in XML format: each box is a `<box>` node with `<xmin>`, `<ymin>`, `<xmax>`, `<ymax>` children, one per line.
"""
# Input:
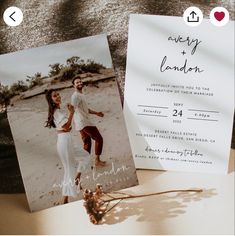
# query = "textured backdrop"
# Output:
<box><xmin>0</xmin><ymin>0</ymin><xmax>234</xmax><ymax>193</ymax></box>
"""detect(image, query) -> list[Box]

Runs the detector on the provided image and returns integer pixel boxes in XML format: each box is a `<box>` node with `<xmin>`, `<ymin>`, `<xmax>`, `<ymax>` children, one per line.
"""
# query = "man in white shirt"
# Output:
<box><xmin>71</xmin><ymin>76</ymin><xmax>106</xmax><ymax>167</ymax></box>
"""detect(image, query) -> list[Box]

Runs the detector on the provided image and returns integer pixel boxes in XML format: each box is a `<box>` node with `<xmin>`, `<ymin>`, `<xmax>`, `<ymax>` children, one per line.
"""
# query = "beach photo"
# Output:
<box><xmin>0</xmin><ymin>34</ymin><xmax>138</xmax><ymax>212</ymax></box>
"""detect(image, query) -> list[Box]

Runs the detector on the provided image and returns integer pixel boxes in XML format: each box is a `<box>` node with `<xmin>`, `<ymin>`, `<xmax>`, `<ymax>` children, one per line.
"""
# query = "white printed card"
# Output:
<box><xmin>124</xmin><ymin>15</ymin><xmax>234</xmax><ymax>174</ymax></box>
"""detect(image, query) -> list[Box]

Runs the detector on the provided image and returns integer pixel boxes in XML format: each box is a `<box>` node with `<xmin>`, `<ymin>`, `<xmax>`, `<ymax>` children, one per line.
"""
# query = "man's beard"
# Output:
<box><xmin>76</xmin><ymin>85</ymin><xmax>83</xmax><ymax>90</ymax></box>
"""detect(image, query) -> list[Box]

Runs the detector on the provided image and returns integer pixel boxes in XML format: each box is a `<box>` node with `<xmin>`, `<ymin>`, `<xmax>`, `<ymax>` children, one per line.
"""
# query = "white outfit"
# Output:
<box><xmin>71</xmin><ymin>91</ymin><xmax>93</xmax><ymax>131</ymax></box>
<box><xmin>54</xmin><ymin>109</ymin><xmax>91</xmax><ymax>197</ymax></box>
<box><xmin>56</xmin><ymin>132</ymin><xmax>77</xmax><ymax>197</ymax></box>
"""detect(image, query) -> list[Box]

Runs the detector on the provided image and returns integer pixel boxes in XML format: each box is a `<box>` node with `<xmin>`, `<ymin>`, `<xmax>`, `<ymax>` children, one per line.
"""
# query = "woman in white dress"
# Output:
<box><xmin>45</xmin><ymin>89</ymin><xmax>82</xmax><ymax>204</ymax></box>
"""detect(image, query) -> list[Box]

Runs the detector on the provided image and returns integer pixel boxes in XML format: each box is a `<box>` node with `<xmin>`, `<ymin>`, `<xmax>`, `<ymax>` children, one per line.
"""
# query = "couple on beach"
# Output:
<box><xmin>45</xmin><ymin>76</ymin><xmax>106</xmax><ymax>204</ymax></box>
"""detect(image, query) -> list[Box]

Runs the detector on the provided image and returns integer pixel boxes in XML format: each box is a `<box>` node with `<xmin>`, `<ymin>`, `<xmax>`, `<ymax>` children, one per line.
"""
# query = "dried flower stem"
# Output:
<box><xmin>83</xmin><ymin>185</ymin><xmax>203</xmax><ymax>224</ymax></box>
<box><xmin>104</xmin><ymin>199</ymin><xmax>122</xmax><ymax>214</ymax></box>
<box><xmin>103</xmin><ymin>189</ymin><xmax>203</xmax><ymax>203</ymax></box>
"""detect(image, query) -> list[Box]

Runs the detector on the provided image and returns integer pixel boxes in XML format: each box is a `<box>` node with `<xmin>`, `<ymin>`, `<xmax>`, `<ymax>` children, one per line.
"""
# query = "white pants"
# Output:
<box><xmin>57</xmin><ymin>132</ymin><xmax>91</xmax><ymax>197</ymax></box>
<box><xmin>57</xmin><ymin>133</ymin><xmax>78</xmax><ymax>198</ymax></box>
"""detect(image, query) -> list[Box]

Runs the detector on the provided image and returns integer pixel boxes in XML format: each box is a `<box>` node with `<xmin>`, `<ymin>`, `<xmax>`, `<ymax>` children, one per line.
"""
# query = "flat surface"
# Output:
<box><xmin>0</xmin><ymin>149</ymin><xmax>234</xmax><ymax>235</ymax></box>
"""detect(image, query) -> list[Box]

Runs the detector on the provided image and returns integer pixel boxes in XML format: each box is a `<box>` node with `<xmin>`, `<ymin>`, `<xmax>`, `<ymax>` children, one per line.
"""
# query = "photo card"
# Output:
<box><xmin>0</xmin><ymin>34</ymin><xmax>138</xmax><ymax>211</ymax></box>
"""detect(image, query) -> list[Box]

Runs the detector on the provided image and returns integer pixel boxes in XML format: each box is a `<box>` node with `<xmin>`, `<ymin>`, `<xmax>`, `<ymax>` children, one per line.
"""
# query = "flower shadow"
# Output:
<box><xmin>101</xmin><ymin>188</ymin><xmax>216</xmax><ymax>225</ymax></box>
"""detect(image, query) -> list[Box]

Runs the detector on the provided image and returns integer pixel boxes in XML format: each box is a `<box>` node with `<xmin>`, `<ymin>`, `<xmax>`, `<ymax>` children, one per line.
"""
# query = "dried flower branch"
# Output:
<box><xmin>83</xmin><ymin>184</ymin><xmax>203</xmax><ymax>224</ymax></box>
<box><xmin>102</xmin><ymin>188</ymin><xmax>203</xmax><ymax>203</ymax></box>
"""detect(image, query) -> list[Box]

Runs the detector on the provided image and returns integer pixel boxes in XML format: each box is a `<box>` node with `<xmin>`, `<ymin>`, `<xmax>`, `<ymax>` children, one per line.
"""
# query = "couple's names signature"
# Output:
<box><xmin>92</xmin><ymin>162</ymin><xmax>130</xmax><ymax>181</ymax></box>
<box><xmin>168</xmin><ymin>35</ymin><xmax>201</xmax><ymax>55</ymax></box>
<box><xmin>159</xmin><ymin>35</ymin><xmax>204</xmax><ymax>75</ymax></box>
<box><xmin>52</xmin><ymin>162</ymin><xmax>130</xmax><ymax>189</ymax></box>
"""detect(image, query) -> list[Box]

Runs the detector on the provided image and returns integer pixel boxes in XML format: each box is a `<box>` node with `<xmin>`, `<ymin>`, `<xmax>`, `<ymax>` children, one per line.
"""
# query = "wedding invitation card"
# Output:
<box><xmin>0</xmin><ymin>34</ymin><xmax>138</xmax><ymax>211</ymax></box>
<box><xmin>124</xmin><ymin>15</ymin><xmax>234</xmax><ymax>174</ymax></box>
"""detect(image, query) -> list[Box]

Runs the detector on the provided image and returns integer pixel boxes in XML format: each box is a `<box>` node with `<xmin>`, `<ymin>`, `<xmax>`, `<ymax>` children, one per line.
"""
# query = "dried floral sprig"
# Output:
<box><xmin>83</xmin><ymin>184</ymin><xmax>203</xmax><ymax>224</ymax></box>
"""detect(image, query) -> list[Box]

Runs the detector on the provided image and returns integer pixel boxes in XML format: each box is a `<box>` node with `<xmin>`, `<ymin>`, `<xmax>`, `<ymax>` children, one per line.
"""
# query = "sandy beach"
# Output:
<box><xmin>7</xmin><ymin>78</ymin><xmax>138</xmax><ymax>212</ymax></box>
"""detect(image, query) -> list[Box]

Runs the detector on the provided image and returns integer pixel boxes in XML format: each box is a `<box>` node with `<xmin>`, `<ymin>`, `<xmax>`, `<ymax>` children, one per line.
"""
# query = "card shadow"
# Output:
<box><xmin>228</xmin><ymin>149</ymin><xmax>235</xmax><ymax>173</ymax></box>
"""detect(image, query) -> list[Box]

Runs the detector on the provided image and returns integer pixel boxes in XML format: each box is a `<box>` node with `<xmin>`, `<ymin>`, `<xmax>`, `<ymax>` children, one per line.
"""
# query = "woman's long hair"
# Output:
<box><xmin>45</xmin><ymin>89</ymin><xmax>56</xmax><ymax>128</ymax></box>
